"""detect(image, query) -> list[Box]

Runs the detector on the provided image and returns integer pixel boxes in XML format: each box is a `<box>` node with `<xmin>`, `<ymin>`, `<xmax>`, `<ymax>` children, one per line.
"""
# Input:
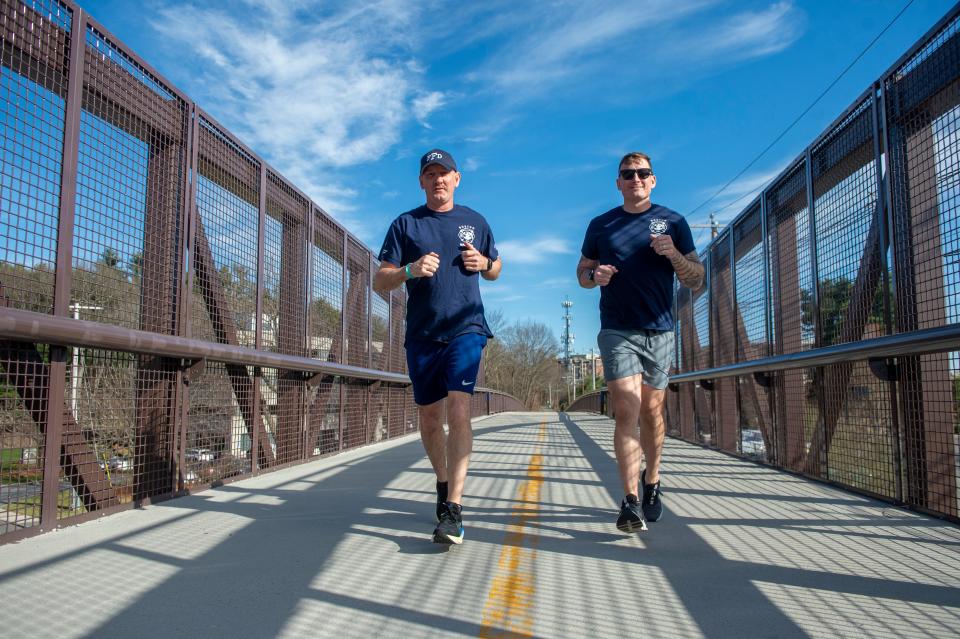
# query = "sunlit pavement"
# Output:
<box><xmin>1</xmin><ymin>411</ymin><xmax>958</xmax><ymax>638</ymax></box>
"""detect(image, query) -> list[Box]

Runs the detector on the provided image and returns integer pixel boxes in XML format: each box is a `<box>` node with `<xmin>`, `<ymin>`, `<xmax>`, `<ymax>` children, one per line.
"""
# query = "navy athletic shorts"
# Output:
<box><xmin>406</xmin><ymin>332</ymin><xmax>487</xmax><ymax>406</ymax></box>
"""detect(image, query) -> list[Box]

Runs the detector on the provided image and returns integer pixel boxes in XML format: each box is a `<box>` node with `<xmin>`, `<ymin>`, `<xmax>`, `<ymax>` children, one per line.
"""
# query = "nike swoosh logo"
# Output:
<box><xmin>461</xmin><ymin>380</ymin><xmax>475</xmax><ymax>386</ymax></box>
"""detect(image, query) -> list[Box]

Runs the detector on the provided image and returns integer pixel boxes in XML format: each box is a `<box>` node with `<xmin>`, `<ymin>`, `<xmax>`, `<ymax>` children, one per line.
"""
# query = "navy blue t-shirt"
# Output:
<box><xmin>379</xmin><ymin>204</ymin><xmax>498</xmax><ymax>344</ymax></box>
<box><xmin>581</xmin><ymin>204</ymin><xmax>696</xmax><ymax>331</ymax></box>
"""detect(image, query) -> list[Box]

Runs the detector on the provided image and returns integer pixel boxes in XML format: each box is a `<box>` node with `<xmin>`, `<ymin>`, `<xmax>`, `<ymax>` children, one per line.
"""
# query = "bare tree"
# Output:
<box><xmin>482</xmin><ymin>315</ymin><xmax>562</xmax><ymax>409</ymax></box>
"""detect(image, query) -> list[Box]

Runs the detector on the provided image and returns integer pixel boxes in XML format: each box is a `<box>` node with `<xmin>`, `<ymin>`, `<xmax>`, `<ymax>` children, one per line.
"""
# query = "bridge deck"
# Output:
<box><xmin>1</xmin><ymin>411</ymin><xmax>958</xmax><ymax>638</ymax></box>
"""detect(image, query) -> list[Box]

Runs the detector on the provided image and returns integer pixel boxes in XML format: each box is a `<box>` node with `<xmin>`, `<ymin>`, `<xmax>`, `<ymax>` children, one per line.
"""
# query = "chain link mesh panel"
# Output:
<box><xmin>0</xmin><ymin>0</ymin><xmax>70</xmax><ymax>314</ymax></box>
<box><xmin>811</xmin><ymin>98</ymin><xmax>885</xmax><ymax>347</ymax></box>
<box><xmin>306</xmin><ymin>379</ymin><xmax>339</xmax><ymax>456</ymax></box>
<box><xmin>733</xmin><ymin>204</ymin><xmax>772</xmax><ymax>460</ymax></box>
<box><xmin>711</xmin><ymin>231</ymin><xmax>736</xmax><ymax>450</ymax></box>
<box><xmin>886</xmin><ymin>13</ymin><xmax>960</xmax><ymax>518</ymax></box>
<box><xmin>75</xmin><ymin>27</ymin><xmax>187</xmax><ymax>334</ymax></box>
<box><xmin>371</xmin><ymin>288</ymin><xmax>389</xmax><ymax>371</ymax></box>
<box><xmin>0</xmin><ymin>340</ymin><xmax>51</xmax><ymax>533</ymax></box>
<box><xmin>264</xmin><ymin>172</ymin><xmax>307</xmax><ymax>356</ymax></box>
<box><xmin>341</xmin><ymin>383</ymin><xmax>367</xmax><ymax>450</ymax></box>
<box><xmin>309</xmin><ymin>211</ymin><xmax>343</xmax><ymax>363</ymax></box>
<box><xmin>192</xmin><ymin>117</ymin><xmax>260</xmax><ymax>347</ymax></box>
<box><xmin>184</xmin><ymin>361</ymin><xmax>251</xmax><ymax>486</ymax></box>
<box><xmin>389</xmin><ymin>291</ymin><xmax>406</xmax><ymax>374</ymax></box>
<box><xmin>345</xmin><ymin>239</ymin><xmax>370</xmax><ymax>368</ymax></box>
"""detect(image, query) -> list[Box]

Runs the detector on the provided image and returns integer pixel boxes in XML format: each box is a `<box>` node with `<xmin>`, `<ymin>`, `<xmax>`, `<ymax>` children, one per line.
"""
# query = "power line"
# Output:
<box><xmin>688</xmin><ymin>0</ymin><xmax>917</xmax><ymax>218</ymax></box>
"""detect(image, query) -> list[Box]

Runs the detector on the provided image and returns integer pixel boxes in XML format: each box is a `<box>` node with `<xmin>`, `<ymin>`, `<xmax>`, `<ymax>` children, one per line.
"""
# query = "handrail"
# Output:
<box><xmin>670</xmin><ymin>323</ymin><xmax>960</xmax><ymax>383</ymax></box>
<box><xmin>0</xmin><ymin>307</ymin><xmax>411</xmax><ymax>385</ymax></box>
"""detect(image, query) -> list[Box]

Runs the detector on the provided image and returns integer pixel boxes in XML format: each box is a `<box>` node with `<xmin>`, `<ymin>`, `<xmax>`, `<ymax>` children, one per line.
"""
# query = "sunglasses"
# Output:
<box><xmin>619</xmin><ymin>168</ymin><xmax>654</xmax><ymax>180</ymax></box>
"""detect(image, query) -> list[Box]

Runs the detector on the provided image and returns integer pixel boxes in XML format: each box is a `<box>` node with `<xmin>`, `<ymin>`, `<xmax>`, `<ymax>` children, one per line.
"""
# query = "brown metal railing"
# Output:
<box><xmin>572</xmin><ymin>7</ymin><xmax>960</xmax><ymax>523</ymax></box>
<box><xmin>0</xmin><ymin>0</ymin><xmax>522</xmax><ymax>543</ymax></box>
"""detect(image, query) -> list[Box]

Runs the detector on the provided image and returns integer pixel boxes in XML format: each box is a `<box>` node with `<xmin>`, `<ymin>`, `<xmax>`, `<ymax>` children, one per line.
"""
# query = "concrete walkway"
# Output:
<box><xmin>0</xmin><ymin>411</ymin><xmax>958</xmax><ymax>638</ymax></box>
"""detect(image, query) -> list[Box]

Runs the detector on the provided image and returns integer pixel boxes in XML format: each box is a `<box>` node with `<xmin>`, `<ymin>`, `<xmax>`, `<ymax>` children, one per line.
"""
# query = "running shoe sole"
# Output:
<box><xmin>616</xmin><ymin>518</ymin><xmax>648</xmax><ymax>533</ymax></box>
<box><xmin>432</xmin><ymin>529</ymin><xmax>464</xmax><ymax>545</ymax></box>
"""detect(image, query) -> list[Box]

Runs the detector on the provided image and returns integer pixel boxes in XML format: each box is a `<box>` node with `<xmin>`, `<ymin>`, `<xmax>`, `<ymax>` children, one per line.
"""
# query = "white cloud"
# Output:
<box><xmin>463</xmin><ymin>1</ymin><xmax>803</xmax><ymax>102</ymax></box>
<box><xmin>692</xmin><ymin>1</ymin><xmax>804</xmax><ymax>60</ymax></box>
<box><xmin>149</xmin><ymin>1</ymin><xmax>432</xmax><ymax>229</ymax></box>
<box><xmin>497</xmin><ymin>237</ymin><xmax>575</xmax><ymax>264</ymax></box>
<box><xmin>478</xmin><ymin>1</ymin><xmax>712</xmax><ymax>92</ymax></box>
<box><xmin>412</xmin><ymin>91</ymin><xmax>448</xmax><ymax>128</ymax></box>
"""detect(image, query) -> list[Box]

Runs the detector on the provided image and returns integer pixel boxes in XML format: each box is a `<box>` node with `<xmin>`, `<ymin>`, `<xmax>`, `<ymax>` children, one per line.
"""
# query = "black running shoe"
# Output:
<box><xmin>616</xmin><ymin>495</ymin><xmax>647</xmax><ymax>533</ymax></box>
<box><xmin>641</xmin><ymin>469</ymin><xmax>663</xmax><ymax>522</ymax></box>
<box><xmin>433</xmin><ymin>501</ymin><xmax>464</xmax><ymax>545</ymax></box>
<box><xmin>436</xmin><ymin>481</ymin><xmax>448</xmax><ymax>521</ymax></box>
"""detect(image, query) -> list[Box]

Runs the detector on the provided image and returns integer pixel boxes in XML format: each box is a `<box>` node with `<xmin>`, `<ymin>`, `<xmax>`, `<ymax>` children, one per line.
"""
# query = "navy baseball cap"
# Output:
<box><xmin>420</xmin><ymin>149</ymin><xmax>457</xmax><ymax>174</ymax></box>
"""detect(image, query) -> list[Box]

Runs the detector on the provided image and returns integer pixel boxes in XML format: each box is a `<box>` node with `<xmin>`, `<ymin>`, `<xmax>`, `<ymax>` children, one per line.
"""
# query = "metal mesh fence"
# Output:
<box><xmin>192</xmin><ymin>117</ymin><xmax>260</xmax><ymax>347</ymax></box>
<box><xmin>733</xmin><ymin>204</ymin><xmax>772</xmax><ymax>460</ymax></box>
<box><xmin>662</xmin><ymin>7</ymin><xmax>960</xmax><ymax>520</ymax></box>
<box><xmin>711</xmin><ymin>231</ymin><xmax>737</xmax><ymax>451</ymax></box>
<box><xmin>0</xmin><ymin>0</ymin><xmax>523</xmax><ymax>543</ymax></box>
<box><xmin>0</xmin><ymin>0</ymin><xmax>69</xmax><ymax>314</ymax></box>
<box><xmin>183</xmin><ymin>360</ymin><xmax>250</xmax><ymax>486</ymax></box>
<box><xmin>0</xmin><ymin>339</ymin><xmax>51</xmax><ymax>534</ymax></box>
<box><xmin>345</xmin><ymin>239</ymin><xmax>370</xmax><ymax>368</ymax></box>
<box><xmin>310</xmin><ymin>211</ymin><xmax>343</xmax><ymax>363</ymax></box>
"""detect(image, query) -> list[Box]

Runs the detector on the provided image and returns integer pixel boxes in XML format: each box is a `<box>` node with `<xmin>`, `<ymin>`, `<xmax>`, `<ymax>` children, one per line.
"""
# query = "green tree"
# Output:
<box><xmin>801</xmin><ymin>276</ymin><xmax>885</xmax><ymax>346</ymax></box>
<box><xmin>101</xmin><ymin>247</ymin><xmax>120</xmax><ymax>268</ymax></box>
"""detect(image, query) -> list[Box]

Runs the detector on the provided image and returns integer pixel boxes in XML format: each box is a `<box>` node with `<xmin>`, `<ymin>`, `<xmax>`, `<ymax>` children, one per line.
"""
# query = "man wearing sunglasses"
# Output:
<box><xmin>374</xmin><ymin>149</ymin><xmax>502</xmax><ymax>545</ymax></box>
<box><xmin>577</xmin><ymin>151</ymin><xmax>704</xmax><ymax>533</ymax></box>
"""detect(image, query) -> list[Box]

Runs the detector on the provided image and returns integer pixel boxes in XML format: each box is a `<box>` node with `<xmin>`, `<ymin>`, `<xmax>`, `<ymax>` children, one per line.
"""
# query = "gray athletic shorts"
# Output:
<box><xmin>597</xmin><ymin>328</ymin><xmax>675</xmax><ymax>389</ymax></box>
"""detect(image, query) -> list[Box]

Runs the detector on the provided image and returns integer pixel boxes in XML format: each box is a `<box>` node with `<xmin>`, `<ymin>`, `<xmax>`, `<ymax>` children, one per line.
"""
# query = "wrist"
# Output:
<box><xmin>404</xmin><ymin>263</ymin><xmax>415</xmax><ymax>279</ymax></box>
<box><xmin>484</xmin><ymin>257</ymin><xmax>493</xmax><ymax>272</ymax></box>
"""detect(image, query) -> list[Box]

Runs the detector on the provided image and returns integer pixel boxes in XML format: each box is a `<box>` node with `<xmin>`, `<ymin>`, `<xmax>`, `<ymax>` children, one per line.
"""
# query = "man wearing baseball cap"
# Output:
<box><xmin>374</xmin><ymin>148</ymin><xmax>502</xmax><ymax>545</ymax></box>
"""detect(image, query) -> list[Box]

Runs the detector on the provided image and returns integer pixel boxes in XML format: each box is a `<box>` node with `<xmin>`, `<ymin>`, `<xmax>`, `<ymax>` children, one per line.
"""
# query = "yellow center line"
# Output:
<box><xmin>479</xmin><ymin>420</ymin><xmax>547</xmax><ymax>639</ymax></box>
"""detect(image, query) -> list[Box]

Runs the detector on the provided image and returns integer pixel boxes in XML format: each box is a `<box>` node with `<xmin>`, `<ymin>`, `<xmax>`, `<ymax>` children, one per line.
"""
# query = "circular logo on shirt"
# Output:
<box><xmin>649</xmin><ymin>219</ymin><xmax>668</xmax><ymax>235</ymax></box>
<box><xmin>458</xmin><ymin>225</ymin><xmax>476</xmax><ymax>245</ymax></box>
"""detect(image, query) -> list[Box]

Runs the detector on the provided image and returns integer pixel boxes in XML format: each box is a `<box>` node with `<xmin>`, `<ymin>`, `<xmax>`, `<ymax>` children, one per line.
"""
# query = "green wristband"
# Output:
<box><xmin>404</xmin><ymin>263</ymin><xmax>413</xmax><ymax>279</ymax></box>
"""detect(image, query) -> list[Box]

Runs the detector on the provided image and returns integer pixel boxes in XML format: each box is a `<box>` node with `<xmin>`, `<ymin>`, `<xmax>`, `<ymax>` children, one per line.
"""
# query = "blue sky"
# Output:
<box><xmin>81</xmin><ymin>0</ymin><xmax>956</xmax><ymax>355</ymax></box>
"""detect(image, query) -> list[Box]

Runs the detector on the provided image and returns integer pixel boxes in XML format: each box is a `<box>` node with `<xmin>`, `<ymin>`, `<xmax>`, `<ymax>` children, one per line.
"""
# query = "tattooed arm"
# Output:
<box><xmin>651</xmin><ymin>234</ymin><xmax>705</xmax><ymax>290</ymax></box>
<box><xmin>670</xmin><ymin>250</ymin><xmax>705</xmax><ymax>290</ymax></box>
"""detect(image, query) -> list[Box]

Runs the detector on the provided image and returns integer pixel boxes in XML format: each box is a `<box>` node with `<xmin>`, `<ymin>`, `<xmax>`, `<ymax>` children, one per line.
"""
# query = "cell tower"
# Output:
<box><xmin>561</xmin><ymin>297</ymin><xmax>574</xmax><ymax>366</ymax></box>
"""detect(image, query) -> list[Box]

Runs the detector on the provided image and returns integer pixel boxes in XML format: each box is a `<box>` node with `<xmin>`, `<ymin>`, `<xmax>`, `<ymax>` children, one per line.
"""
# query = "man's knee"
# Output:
<box><xmin>445</xmin><ymin>392</ymin><xmax>473</xmax><ymax>429</ymax></box>
<box><xmin>608</xmin><ymin>380</ymin><xmax>642</xmax><ymax>412</ymax></box>
<box><xmin>639</xmin><ymin>389</ymin><xmax>666</xmax><ymax>424</ymax></box>
<box><xmin>419</xmin><ymin>402</ymin><xmax>445</xmax><ymax>430</ymax></box>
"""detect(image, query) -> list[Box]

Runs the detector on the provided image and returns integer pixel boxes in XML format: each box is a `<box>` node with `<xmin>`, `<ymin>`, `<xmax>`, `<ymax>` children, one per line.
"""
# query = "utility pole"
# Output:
<box><xmin>590</xmin><ymin>348</ymin><xmax>596</xmax><ymax>390</ymax></box>
<box><xmin>691</xmin><ymin>211</ymin><xmax>720</xmax><ymax>240</ymax></box>
<box><xmin>69</xmin><ymin>303</ymin><xmax>102</xmax><ymax>421</ymax></box>
<box><xmin>562</xmin><ymin>297</ymin><xmax>574</xmax><ymax>402</ymax></box>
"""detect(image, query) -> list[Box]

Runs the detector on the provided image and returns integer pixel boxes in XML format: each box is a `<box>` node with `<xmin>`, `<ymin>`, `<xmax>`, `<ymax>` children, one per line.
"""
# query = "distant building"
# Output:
<box><xmin>564</xmin><ymin>352</ymin><xmax>604</xmax><ymax>388</ymax></box>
